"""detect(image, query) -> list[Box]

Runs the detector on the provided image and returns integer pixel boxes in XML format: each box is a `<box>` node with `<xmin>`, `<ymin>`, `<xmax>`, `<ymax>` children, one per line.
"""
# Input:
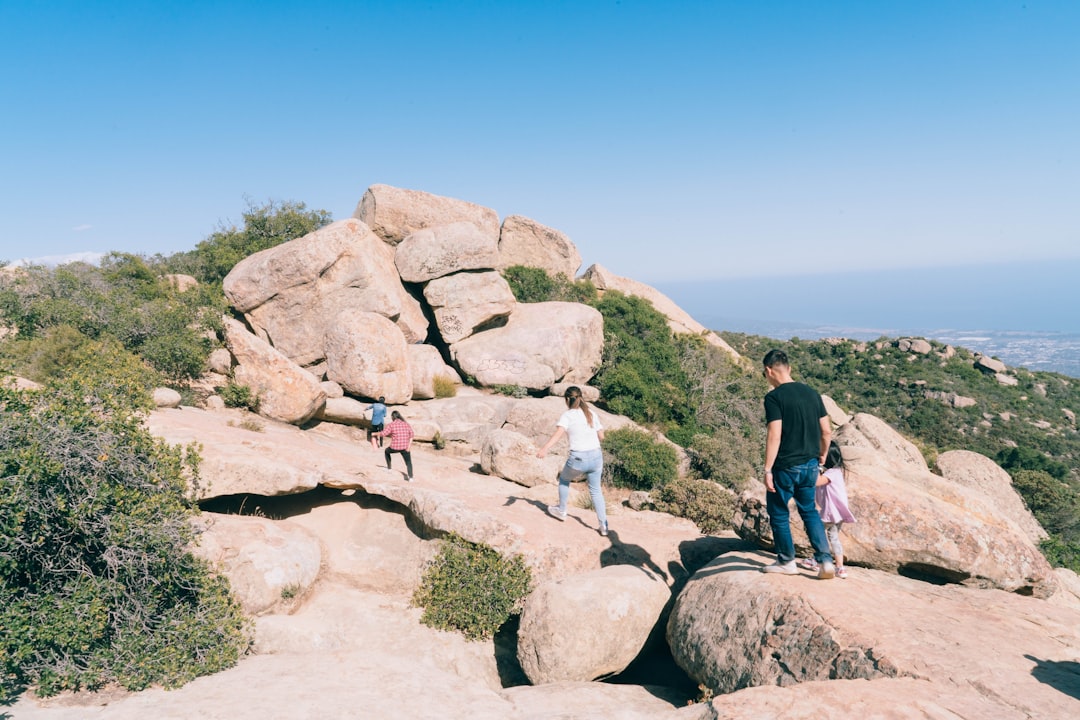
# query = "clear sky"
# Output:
<box><xmin>2</xmin><ymin>1</ymin><xmax>1078</xmax><ymax>285</ymax></box>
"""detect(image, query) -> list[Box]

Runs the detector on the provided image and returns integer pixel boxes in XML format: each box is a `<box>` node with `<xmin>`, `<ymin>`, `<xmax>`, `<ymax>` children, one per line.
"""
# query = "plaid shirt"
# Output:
<box><xmin>380</xmin><ymin>419</ymin><xmax>414</xmax><ymax>450</ymax></box>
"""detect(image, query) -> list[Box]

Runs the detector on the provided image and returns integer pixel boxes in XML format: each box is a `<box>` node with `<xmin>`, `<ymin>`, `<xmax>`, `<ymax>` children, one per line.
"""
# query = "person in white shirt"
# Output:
<box><xmin>536</xmin><ymin>386</ymin><xmax>608</xmax><ymax>536</ymax></box>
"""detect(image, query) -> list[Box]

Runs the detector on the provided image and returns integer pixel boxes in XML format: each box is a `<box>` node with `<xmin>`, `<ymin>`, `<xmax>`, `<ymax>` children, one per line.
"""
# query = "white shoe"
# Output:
<box><xmin>818</xmin><ymin>561</ymin><xmax>836</xmax><ymax>580</ymax></box>
<box><xmin>599</xmin><ymin>521</ymin><xmax>609</xmax><ymax>537</ymax></box>
<box><xmin>547</xmin><ymin>505</ymin><xmax>567</xmax><ymax>521</ymax></box>
<box><xmin>761</xmin><ymin>560</ymin><xmax>799</xmax><ymax>575</ymax></box>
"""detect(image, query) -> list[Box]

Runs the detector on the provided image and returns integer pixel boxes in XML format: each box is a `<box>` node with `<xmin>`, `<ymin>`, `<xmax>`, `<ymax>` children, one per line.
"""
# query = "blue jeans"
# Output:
<box><xmin>767</xmin><ymin>459</ymin><xmax>833</xmax><ymax>565</ymax></box>
<box><xmin>556</xmin><ymin>449</ymin><xmax>607</xmax><ymax>525</ymax></box>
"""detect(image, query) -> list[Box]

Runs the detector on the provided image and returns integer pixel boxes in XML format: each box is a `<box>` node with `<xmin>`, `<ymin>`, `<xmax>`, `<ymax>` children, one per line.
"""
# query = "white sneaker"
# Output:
<box><xmin>599</xmin><ymin>521</ymin><xmax>609</xmax><ymax>537</ymax></box>
<box><xmin>547</xmin><ymin>505</ymin><xmax>567</xmax><ymax>521</ymax></box>
<box><xmin>818</xmin><ymin>561</ymin><xmax>836</xmax><ymax>580</ymax></box>
<box><xmin>761</xmin><ymin>560</ymin><xmax>799</xmax><ymax>575</ymax></box>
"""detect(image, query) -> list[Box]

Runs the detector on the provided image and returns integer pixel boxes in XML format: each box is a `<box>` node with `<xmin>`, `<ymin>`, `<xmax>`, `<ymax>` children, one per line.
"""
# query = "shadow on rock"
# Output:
<box><xmin>1026</xmin><ymin>654</ymin><xmax>1080</xmax><ymax>701</ymax></box>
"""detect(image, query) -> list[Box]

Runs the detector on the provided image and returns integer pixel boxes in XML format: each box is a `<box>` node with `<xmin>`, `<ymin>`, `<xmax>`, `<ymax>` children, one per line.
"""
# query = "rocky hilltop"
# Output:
<box><xmin>12</xmin><ymin>185</ymin><xmax>1080</xmax><ymax>719</ymax></box>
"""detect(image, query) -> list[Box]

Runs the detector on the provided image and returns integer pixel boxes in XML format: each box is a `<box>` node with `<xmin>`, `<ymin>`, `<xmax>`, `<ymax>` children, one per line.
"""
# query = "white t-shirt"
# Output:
<box><xmin>557</xmin><ymin>408</ymin><xmax>603</xmax><ymax>451</ymax></box>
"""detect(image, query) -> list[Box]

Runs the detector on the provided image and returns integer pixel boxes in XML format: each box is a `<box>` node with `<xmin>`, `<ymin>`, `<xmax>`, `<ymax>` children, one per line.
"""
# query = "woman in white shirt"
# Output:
<box><xmin>536</xmin><ymin>386</ymin><xmax>608</xmax><ymax>536</ymax></box>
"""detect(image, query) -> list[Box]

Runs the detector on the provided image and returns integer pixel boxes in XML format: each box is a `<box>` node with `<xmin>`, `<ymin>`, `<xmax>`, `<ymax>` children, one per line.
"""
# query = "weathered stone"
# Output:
<box><xmin>190</xmin><ymin>514</ymin><xmax>322</xmax><ymax>616</ymax></box>
<box><xmin>975</xmin><ymin>354</ymin><xmax>1007</xmax><ymax>374</ymax></box>
<box><xmin>407</xmin><ymin>343</ymin><xmax>462</xmax><ymax>400</ymax></box>
<box><xmin>223</xmin><ymin>218</ymin><xmax>427</xmax><ymax>365</ymax></box>
<box><xmin>207</xmin><ymin>347</ymin><xmax>233</xmax><ymax>374</ymax></box>
<box><xmin>479</xmin><ymin>428</ymin><xmax>561</xmax><ymax>487</ymax></box>
<box><xmin>316</xmin><ymin>396</ymin><xmax>371</xmax><ymax>426</ymax></box>
<box><xmin>152</xmin><ymin>387</ymin><xmax>182</xmax><ymax>408</ymax></box>
<box><xmin>518</xmin><ymin>565</ymin><xmax>671</xmax><ymax>683</ymax></box>
<box><xmin>324</xmin><ymin>310</ymin><xmax>412</xmax><ymax>405</ymax></box>
<box><xmin>354</xmin><ymin>183</ymin><xmax>500</xmax><ymax>245</ymax></box>
<box><xmin>162</xmin><ymin>273</ymin><xmax>198</xmax><ymax>292</ymax></box>
<box><xmin>424</xmin><ymin>271</ymin><xmax>515</xmax><ymax>343</ymax></box>
<box><xmin>395</xmin><ymin>221</ymin><xmax>500</xmax><ymax>283</ymax></box>
<box><xmin>821</xmin><ymin>393</ymin><xmax>852</xmax><ymax>426</ymax></box>
<box><xmin>224</xmin><ymin>317</ymin><xmax>326</xmax><ymax>425</ymax></box>
<box><xmin>549</xmin><ymin>382</ymin><xmax>600</xmax><ymax>402</ymax></box>
<box><xmin>451</xmin><ymin>302</ymin><xmax>603</xmax><ymax>390</ymax></box>
<box><xmin>497</xmin><ymin>214</ymin><xmax>582</xmax><ymax>278</ymax></box>
<box><xmin>935</xmin><ymin>449</ymin><xmax>1047</xmax><ymax>544</ymax></box>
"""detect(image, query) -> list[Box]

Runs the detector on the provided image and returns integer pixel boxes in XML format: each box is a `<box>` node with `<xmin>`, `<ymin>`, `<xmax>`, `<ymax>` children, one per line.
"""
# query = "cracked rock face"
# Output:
<box><xmin>667</xmin><ymin>553</ymin><xmax>901</xmax><ymax>693</ymax></box>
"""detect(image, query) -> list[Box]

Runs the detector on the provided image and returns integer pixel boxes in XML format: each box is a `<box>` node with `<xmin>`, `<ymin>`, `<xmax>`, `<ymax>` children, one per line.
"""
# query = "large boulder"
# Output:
<box><xmin>732</xmin><ymin>413</ymin><xmax>1056</xmax><ymax>595</ymax></box>
<box><xmin>395</xmin><ymin>221</ymin><xmax>500</xmax><ymax>283</ymax></box>
<box><xmin>324</xmin><ymin>310</ymin><xmax>412</xmax><ymax>405</ymax></box>
<box><xmin>316</xmin><ymin>396</ymin><xmax>371</xmax><ymax>426</ymax></box>
<box><xmin>935</xmin><ymin>449</ymin><xmax>1048</xmax><ymax>545</ymax></box>
<box><xmin>424</xmin><ymin>271</ymin><xmax>516</xmax><ymax>344</ymax></box>
<box><xmin>222</xmin><ymin>218</ymin><xmax>427</xmax><ymax>366</ymax></box>
<box><xmin>407</xmin><ymin>344</ymin><xmax>462</xmax><ymax>400</ymax></box>
<box><xmin>479</xmin><ymin>428</ymin><xmax>562</xmax><ymax>487</ymax></box>
<box><xmin>224</xmin><ymin>318</ymin><xmax>326</xmax><ymax>425</ymax></box>
<box><xmin>668</xmin><ymin>549</ymin><xmax>1080</xmax><ymax>720</ymax></box>
<box><xmin>497</xmin><ymin>215</ymin><xmax>581</xmax><ymax>279</ymax></box>
<box><xmin>516</xmin><ymin>565</ymin><xmax>671</xmax><ymax>684</ymax></box>
<box><xmin>405</xmin><ymin>391</ymin><xmax>517</xmax><ymax>448</ymax></box>
<box><xmin>581</xmin><ymin>264</ymin><xmax>741</xmax><ymax>362</ymax></box>
<box><xmin>190</xmin><ymin>514</ymin><xmax>322</xmax><ymax>616</ymax></box>
<box><xmin>354</xmin><ymin>183</ymin><xmax>500</xmax><ymax>245</ymax></box>
<box><xmin>451</xmin><ymin>302</ymin><xmax>603</xmax><ymax>390</ymax></box>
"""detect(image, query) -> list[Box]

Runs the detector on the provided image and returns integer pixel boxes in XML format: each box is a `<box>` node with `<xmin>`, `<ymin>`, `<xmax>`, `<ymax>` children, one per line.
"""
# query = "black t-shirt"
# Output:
<box><xmin>764</xmin><ymin>381</ymin><xmax>827</xmax><ymax>471</ymax></box>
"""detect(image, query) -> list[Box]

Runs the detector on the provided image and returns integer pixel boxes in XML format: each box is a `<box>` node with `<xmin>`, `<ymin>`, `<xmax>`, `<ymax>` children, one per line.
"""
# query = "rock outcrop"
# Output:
<box><xmin>517</xmin><ymin>565</ymin><xmax>671</xmax><ymax>683</ymax></box>
<box><xmin>733</xmin><ymin>412</ymin><xmax>1055</xmax><ymax>595</ymax></box>
<box><xmin>451</xmin><ymin>302</ymin><xmax>603</xmax><ymax>390</ymax></box>
<box><xmin>223</xmin><ymin>318</ymin><xmax>326</xmax><ymax>425</ymax></box>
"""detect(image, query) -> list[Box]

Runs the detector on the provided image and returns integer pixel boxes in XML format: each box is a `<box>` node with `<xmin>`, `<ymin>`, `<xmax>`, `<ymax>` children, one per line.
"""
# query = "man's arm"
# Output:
<box><xmin>764</xmin><ymin>420</ymin><xmax>782</xmax><ymax>493</ymax></box>
<box><xmin>818</xmin><ymin>416</ymin><xmax>832</xmax><ymax>465</ymax></box>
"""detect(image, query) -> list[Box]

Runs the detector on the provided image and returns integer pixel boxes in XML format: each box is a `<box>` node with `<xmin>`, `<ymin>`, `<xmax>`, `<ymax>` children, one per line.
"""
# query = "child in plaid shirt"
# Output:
<box><xmin>380</xmin><ymin>410</ymin><xmax>415</xmax><ymax>481</ymax></box>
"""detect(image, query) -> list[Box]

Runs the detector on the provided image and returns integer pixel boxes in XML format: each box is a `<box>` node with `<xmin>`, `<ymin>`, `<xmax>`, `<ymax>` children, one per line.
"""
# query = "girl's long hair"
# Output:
<box><xmin>824</xmin><ymin>440</ymin><xmax>845</xmax><ymax>471</ymax></box>
<box><xmin>564</xmin><ymin>386</ymin><xmax>594</xmax><ymax>427</ymax></box>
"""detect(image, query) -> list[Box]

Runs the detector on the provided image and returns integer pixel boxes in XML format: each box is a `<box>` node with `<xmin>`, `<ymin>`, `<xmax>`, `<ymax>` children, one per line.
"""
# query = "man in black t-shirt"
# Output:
<box><xmin>760</xmin><ymin>349</ymin><xmax>836</xmax><ymax>579</ymax></box>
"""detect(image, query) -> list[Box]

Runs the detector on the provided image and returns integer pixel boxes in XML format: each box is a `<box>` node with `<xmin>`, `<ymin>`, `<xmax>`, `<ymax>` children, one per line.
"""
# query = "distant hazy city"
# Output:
<box><xmin>710</xmin><ymin>320</ymin><xmax>1080</xmax><ymax>380</ymax></box>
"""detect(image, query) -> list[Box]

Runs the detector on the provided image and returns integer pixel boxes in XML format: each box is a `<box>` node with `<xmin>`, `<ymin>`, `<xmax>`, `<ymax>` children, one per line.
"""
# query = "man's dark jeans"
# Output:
<box><xmin>767</xmin><ymin>459</ymin><xmax>834</xmax><ymax>565</ymax></box>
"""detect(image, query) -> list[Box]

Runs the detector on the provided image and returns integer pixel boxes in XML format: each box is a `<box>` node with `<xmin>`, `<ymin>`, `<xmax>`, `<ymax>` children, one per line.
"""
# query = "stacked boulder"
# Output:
<box><xmin>217</xmin><ymin>184</ymin><xmax>604</xmax><ymax>424</ymax></box>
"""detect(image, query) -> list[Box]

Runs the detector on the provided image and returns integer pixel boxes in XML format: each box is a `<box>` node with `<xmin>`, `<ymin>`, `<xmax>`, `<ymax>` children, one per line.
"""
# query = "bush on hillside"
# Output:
<box><xmin>602</xmin><ymin>427</ymin><xmax>678</xmax><ymax>491</ymax></box>
<box><xmin>0</xmin><ymin>255</ymin><xmax>224</xmax><ymax>383</ymax></box>
<box><xmin>653</xmin><ymin>477</ymin><xmax>736</xmax><ymax>535</ymax></box>
<box><xmin>501</xmin><ymin>265</ymin><xmax>596</xmax><ymax>304</ymax></box>
<box><xmin>687</xmin><ymin>433</ymin><xmax>755</xmax><ymax>492</ymax></box>
<box><xmin>591</xmin><ymin>292</ymin><xmax>699</xmax><ymax>444</ymax></box>
<box><xmin>411</xmin><ymin>533</ymin><xmax>531</xmax><ymax>641</ymax></box>
<box><xmin>164</xmin><ymin>200</ymin><xmax>332</xmax><ymax>286</ymax></box>
<box><xmin>219</xmin><ymin>382</ymin><xmax>260</xmax><ymax>412</ymax></box>
<box><xmin>0</xmin><ymin>355</ymin><xmax>249</xmax><ymax>702</ymax></box>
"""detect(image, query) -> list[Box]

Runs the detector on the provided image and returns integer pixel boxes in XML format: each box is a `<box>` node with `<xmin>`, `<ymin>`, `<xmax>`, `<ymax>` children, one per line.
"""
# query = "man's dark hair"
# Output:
<box><xmin>762</xmin><ymin>349</ymin><xmax>789</xmax><ymax>368</ymax></box>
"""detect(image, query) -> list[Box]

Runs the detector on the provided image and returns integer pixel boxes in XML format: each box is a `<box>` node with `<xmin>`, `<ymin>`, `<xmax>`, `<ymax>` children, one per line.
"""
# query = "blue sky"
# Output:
<box><xmin>2</xmin><ymin>1</ymin><xmax>1079</xmax><ymax>292</ymax></box>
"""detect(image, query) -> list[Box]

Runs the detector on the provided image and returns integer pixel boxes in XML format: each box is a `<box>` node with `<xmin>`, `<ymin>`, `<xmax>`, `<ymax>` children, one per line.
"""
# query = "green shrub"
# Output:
<box><xmin>591</xmin><ymin>292</ymin><xmax>698</xmax><ymax>444</ymax></box>
<box><xmin>502</xmin><ymin>265</ymin><xmax>596</xmax><ymax>304</ymax></box>
<box><xmin>0</xmin><ymin>360</ymin><xmax>249</xmax><ymax>702</ymax></box>
<box><xmin>433</xmin><ymin>375</ymin><xmax>457</xmax><ymax>398</ymax></box>
<box><xmin>687</xmin><ymin>432</ymin><xmax>755</xmax><ymax>492</ymax></box>
<box><xmin>491</xmin><ymin>384</ymin><xmax>528</xmax><ymax>398</ymax></box>
<box><xmin>411</xmin><ymin>533</ymin><xmax>531</xmax><ymax>641</ymax></box>
<box><xmin>602</xmin><ymin>427</ymin><xmax>678</xmax><ymax>491</ymax></box>
<box><xmin>1011</xmin><ymin>469</ymin><xmax>1080</xmax><ymax>539</ymax></box>
<box><xmin>220</xmin><ymin>382</ymin><xmax>260</xmax><ymax>412</ymax></box>
<box><xmin>653</xmin><ymin>477</ymin><xmax>737</xmax><ymax>535</ymax></box>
